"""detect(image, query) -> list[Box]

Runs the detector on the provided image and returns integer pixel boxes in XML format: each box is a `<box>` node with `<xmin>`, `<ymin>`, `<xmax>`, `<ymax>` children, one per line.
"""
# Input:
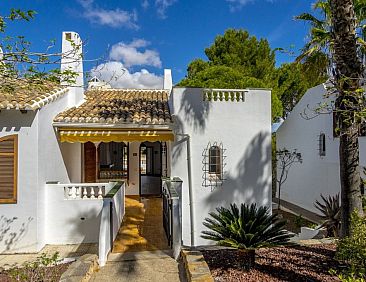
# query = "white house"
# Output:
<box><xmin>276</xmin><ymin>83</ymin><xmax>366</xmax><ymax>215</ymax></box>
<box><xmin>0</xmin><ymin>31</ymin><xmax>272</xmax><ymax>264</ymax></box>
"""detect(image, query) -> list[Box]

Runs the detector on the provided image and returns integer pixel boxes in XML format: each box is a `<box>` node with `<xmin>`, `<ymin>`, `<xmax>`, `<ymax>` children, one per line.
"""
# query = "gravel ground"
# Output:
<box><xmin>0</xmin><ymin>263</ymin><xmax>71</xmax><ymax>282</ymax></box>
<box><xmin>202</xmin><ymin>244</ymin><xmax>341</xmax><ymax>282</ymax></box>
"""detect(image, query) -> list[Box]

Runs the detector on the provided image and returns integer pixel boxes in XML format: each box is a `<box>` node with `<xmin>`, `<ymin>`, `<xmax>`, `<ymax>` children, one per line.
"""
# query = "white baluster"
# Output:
<box><xmin>82</xmin><ymin>187</ymin><xmax>88</xmax><ymax>199</ymax></box>
<box><xmin>72</xmin><ymin>186</ymin><xmax>77</xmax><ymax>199</ymax></box>
<box><xmin>68</xmin><ymin>186</ymin><xmax>73</xmax><ymax>199</ymax></box>
<box><xmin>90</xmin><ymin>187</ymin><xmax>95</xmax><ymax>199</ymax></box>
<box><xmin>76</xmin><ymin>186</ymin><xmax>81</xmax><ymax>198</ymax></box>
<box><xmin>98</xmin><ymin>186</ymin><xmax>103</xmax><ymax>199</ymax></box>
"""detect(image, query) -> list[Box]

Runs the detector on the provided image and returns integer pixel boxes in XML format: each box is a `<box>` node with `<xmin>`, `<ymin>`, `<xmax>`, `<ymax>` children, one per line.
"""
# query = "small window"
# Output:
<box><xmin>209</xmin><ymin>146</ymin><xmax>222</xmax><ymax>178</ymax></box>
<box><xmin>0</xmin><ymin>135</ymin><xmax>18</xmax><ymax>204</ymax></box>
<box><xmin>319</xmin><ymin>133</ymin><xmax>326</xmax><ymax>156</ymax></box>
<box><xmin>65</xmin><ymin>32</ymin><xmax>72</xmax><ymax>41</ymax></box>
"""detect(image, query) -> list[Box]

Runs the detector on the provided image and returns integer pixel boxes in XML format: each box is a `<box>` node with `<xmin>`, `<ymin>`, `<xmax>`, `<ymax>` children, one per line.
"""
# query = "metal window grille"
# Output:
<box><xmin>202</xmin><ymin>142</ymin><xmax>226</xmax><ymax>190</ymax></box>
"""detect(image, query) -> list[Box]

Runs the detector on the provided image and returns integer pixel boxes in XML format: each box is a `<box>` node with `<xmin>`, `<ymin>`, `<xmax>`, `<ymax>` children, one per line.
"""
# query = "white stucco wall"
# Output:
<box><xmin>276</xmin><ymin>84</ymin><xmax>366</xmax><ymax>214</ymax></box>
<box><xmin>45</xmin><ymin>184</ymin><xmax>103</xmax><ymax>244</ymax></box>
<box><xmin>169</xmin><ymin>87</ymin><xmax>272</xmax><ymax>246</ymax></box>
<box><xmin>0</xmin><ymin>110</ymin><xmax>39</xmax><ymax>253</ymax></box>
<box><xmin>0</xmin><ymin>87</ymin><xmax>84</xmax><ymax>253</ymax></box>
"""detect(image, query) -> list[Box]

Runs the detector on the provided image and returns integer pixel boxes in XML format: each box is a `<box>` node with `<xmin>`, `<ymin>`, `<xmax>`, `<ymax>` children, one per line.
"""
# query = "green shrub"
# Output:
<box><xmin>294</xmin><ymin>214</ymin><xmax>305</xmax><ymax>229</ymax></box>
<box><xmin>336</xmin><ymin>211</ymin><xmax>366</xmax><ymax>281</ymax></box>
<box><xmin>7</xmin><ymin>252</ymin><xmax>61</xmax><ymax>282</ymax></box>
<box><xmin>201</xmin><ymin>203</ymin><xmax>293</xmax><ymax>249</ymax></box>
<box><xmin>314</xmin><ymin>193</ymin><xmax>341</xmax><ymax>237</ymax></box>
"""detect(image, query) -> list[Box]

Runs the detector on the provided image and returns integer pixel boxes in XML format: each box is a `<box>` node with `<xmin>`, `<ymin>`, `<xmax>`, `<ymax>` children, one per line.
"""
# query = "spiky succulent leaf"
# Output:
<box><xmin>201</xmin><ymin>203</ymin><xmax>293</xmax><ymax>249</ymax></box>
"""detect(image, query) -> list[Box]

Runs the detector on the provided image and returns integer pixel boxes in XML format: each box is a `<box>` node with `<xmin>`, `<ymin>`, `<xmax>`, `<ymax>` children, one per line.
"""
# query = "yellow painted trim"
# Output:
<box><xmin>59</xmin><ymin>129</ymin><xmax>174</xmax><ymax>143</ymax></box>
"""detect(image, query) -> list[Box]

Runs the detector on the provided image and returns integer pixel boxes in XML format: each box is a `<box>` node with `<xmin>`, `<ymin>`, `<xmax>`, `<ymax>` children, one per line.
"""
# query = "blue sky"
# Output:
<box><xmin>1</xmin><ymin>0</ymin><xmax>315</xmax><ymax>88</ymax></box>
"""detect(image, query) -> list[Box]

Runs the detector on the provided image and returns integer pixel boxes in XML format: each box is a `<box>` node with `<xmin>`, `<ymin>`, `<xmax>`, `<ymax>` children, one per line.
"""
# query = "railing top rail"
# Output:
<box><xmin>47</xmin><ymin>182</ymin><xmax>111</xmax><ymax>187</ymax></box>
<box><xmin>162</xmin><ymin>178</ymin><xmax>179</xmax><ymax>200</ymax></box>
<box><xmin>104</xmin><ymin>181</ymin><xmax>124</xmax><ymax>199</ymax></box>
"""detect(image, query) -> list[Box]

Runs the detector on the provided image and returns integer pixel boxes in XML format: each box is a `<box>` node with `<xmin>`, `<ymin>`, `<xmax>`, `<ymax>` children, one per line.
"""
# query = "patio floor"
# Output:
<box><xmin>112</xmin><ymin>196</ymin><xmax>169</xmax><ymax>253</ymax></box>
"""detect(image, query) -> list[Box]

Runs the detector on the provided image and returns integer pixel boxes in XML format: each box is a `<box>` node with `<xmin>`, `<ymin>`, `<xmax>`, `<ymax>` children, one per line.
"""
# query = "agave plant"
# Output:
<box><xmin>314</xmin><ymin>193</ymin><xmax>340</xmax><ymax>237</ymax></box>
<box><xmin>201</xmin><ymin>203</ymin><xmax>293</xmax><ymax>269</ymax></box>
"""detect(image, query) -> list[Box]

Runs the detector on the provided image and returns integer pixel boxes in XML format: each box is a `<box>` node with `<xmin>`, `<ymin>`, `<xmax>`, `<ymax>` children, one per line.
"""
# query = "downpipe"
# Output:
<box><xmin>175</xmin><ymin>133</ymin><xmax>195</xmax><ymax>247</ymax></box>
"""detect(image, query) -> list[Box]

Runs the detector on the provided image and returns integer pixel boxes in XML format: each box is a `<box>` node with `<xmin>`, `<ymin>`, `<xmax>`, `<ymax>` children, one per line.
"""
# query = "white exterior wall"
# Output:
<box><xmin>276</xmin><ymin>84</ymin><xmax>366</xmax><ymax>214</ymax></box>
<box><xmin>0</xmin><ymin>111</ymin><xmax>39</xmax><ymax>253</ymax></box>
<box><xmin>0</xmin><ymin>89</ymin><xmax>83</xmax><ymax>253</ymax></box>
<box><xmin>45</xmin><ymin>185</ymin><xmax>103</xmax><ymax>244</ymax></box>
<box><xmin>169</xmin><ymin>87</ymin><xmax>272</xmax><ymax>246</ymax></box>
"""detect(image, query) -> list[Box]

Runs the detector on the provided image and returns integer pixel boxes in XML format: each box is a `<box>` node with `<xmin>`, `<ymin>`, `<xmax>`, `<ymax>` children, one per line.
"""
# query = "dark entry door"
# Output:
<box><xmin>84</xmin><ymin>142</ymin><xmax>96</xmax><ymax>183</ymax></box>
<box><xmin>140</xmin><ymin>142</ymin><xmax>162</xmax><ymax>196</ymax></box>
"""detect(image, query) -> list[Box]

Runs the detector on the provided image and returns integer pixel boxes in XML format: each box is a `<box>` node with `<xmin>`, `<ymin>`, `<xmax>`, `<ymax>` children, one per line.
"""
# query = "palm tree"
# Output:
<box><xmin>296</xmin><ymin>0</ymin><xmax>366</xmax><ymax>68</ymax></box>
<box><xmin>297</xmin><ymin>0</ymin><xmax>365</xmax><ymax>237</ymax></box>
<box><xmin>329</xmin><ymin>0</ymin><xmax>364</xmax><ymax>237</ymax></box>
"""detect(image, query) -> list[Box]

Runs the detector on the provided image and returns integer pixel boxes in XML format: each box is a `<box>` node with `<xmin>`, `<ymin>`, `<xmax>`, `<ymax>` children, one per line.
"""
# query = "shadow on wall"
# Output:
<box><xmin>65</xmin><ymin>207</ymin><xmax>102</xmax><ymax>244</ymax></box>
<box><xmin>171</xmin><ymin>115</ymin><xmax>185</xmax><ymax>166</ymax></box>
<box><xmin>204</xmin><ymin>132</ymin><xmax>271</xmax><ymax>210</ymax></box>
<box><xmin>0</xmin><ymin>110</ymin><xmax>37</xmax><ymax>132</ymax></box>
<box><xmin>179</xmin><ymin>88</ymin><xmax>211</xmax><ymax>132</ymax></box>
<box><xmin>0</xmin><ymin>216</ymin><xmax>33</xmax><ymax>253</ymax></box>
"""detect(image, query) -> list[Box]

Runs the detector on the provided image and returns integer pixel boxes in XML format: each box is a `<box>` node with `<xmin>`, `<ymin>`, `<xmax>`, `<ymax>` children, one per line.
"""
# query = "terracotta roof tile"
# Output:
<box><xmin>0</xmin><ymin>79</ymin><xmax>66</xmax><ymax>110</ymax></box>
<box><xmin>54</xmin><ymin>89</ymin><xmax>172</xmax><ymax>125</ymax></box>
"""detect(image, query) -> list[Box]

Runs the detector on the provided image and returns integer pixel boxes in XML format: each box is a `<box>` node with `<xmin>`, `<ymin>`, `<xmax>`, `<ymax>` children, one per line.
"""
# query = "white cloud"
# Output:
<box><xmin>78</xmin><ymin>0</ymin><xmax>138</xmax><ymax>29</ymax></box>
<box><xmin>142</xmin><ymin>0</ymin><xmax>149</xmax><ymax>9</ymax></box>
<box><xmin>155</xmin><ymin>0</ymin><xmax>177</xmax><ymax>19</ymax></box>
<box><xmin>225</xmin><ymin>0</ymin><xmax>274</xmax><ymax>11</ymax></box>
<box><xmin>91</xmin><ymin>61</ymin><xmax>163</xmax><ymax>89</ymax></box>
<box><xmin>109</xmin><ymin>39</ymin><xmax>162</xmax><ymax>68</ymax></box>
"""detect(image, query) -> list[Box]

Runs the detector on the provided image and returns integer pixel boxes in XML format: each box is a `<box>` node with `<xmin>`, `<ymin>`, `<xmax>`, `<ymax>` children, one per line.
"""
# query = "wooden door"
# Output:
<box><xmin>84</xmin><ymin>142</ymin><xmax>96</xmax><ymax>183</ymax></box>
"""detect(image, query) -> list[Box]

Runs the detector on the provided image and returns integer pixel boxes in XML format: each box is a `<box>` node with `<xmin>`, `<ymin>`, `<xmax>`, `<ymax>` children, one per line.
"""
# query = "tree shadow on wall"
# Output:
<box><xmin>0</xmin><ymin>216</ymin><xmax>33</xmax><ymax>253</ymax></box>
<box><xmin>204</xmin><ymin>132</ymin><xmax>272</xmax><ymax>211</ymax></box>
<box><xmin>179</xmin><ymin>88</ymin><xmax>211</xmax><ymax>132</ymax></box>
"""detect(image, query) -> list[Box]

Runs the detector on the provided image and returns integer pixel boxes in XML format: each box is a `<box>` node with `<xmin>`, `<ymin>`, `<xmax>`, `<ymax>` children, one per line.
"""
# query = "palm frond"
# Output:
<box><xmin>201</xmin><ymin>203</ymin><xmax>293</xmax><ymax>250</ymax></box>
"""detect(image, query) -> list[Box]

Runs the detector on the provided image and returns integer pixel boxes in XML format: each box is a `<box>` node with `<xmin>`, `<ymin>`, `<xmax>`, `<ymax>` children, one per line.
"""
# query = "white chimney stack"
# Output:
<box><xmin>61</xmin><ymin>31</ymin><xmax>84</xmax><ymax>106</ymax></box>
<box><xmin>163</xmin><ymin>69</ymin><xmax>173</xmax><ymax>92</ymax></box>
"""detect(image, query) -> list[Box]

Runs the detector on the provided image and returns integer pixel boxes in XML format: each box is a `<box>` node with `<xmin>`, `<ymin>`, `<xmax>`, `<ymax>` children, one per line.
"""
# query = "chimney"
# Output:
<box><xmin>61</xmin><ymin>31</ymin><xmax>84</xmax><ymax>107</ymax></box>
<box><xmin>163</xmin><ymin>69</ymin><xmax>173</xmax><ymax>92</ymax></box>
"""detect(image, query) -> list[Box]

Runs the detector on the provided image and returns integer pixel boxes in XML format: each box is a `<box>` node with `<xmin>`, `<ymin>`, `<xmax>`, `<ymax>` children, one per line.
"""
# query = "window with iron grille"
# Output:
<box><xmin>203</xmin><ymin>142</ymin><xmax>226</xmax><ymax>189</ymax></box>
<box><xmin>209</xmin><ymin>146</ymin><xmax>222</xmax><ymax>177</ymax></box>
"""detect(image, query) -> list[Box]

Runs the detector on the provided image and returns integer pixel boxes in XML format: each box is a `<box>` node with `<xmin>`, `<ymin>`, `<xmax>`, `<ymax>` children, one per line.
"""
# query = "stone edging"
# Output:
<box><xmin>181</xmin><ymin>249</ymin><xmax>214</xmax><ymax>282</ymax></box>
<box><xmin>60</xmin><ymin>254</ymin><xmax>99</xmax><ymax>282</ymax></box>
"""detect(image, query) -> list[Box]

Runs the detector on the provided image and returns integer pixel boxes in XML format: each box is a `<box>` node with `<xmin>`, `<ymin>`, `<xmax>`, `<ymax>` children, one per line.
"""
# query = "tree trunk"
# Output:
<box><xmin>330</xmin><ymin>0</ymin><xmax>364</xmax><ymax>237</ymax></box>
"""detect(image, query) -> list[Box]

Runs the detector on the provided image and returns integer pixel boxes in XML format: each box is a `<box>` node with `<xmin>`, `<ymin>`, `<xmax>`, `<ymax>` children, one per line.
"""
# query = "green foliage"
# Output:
<box><xmin>314</xmin><ymin>193</ymin><xmax>341</xmax><ymax>237</ymax></box>
<box><xmin>336</xmin><ymin>211</ymin><xmax>366</xmax><ymax>281</ymax></box>
<box><xmin>178</xmin><ymin>28</ymin><xmax>326</xmax><ymax>120</ymax></box>
<box><xmin>7</xmin><ymin>252</ymin><xmax>61</xmax><ymax>282</ymax></box>
<box><xmin>294</xmin><ymin>214</ymin><xmax>306</xmax><ymax>229</ymax></box>
<box><xmin>201</xmin><ymin>203</ymin><xmax>293</xmax><ymax>249</ymax></box>
<box><xmin>0</xmin><ymin>8</ymin><xmax>79</xmax><ymax>92</ymax></box>
<box><xmin>177</xmin><ymin>29</ymin><xmax>283</xmax><ymax>120</ymax></box>
<box><xmin>273</xmin><ymin>61</ymin><xmax>327</xmax><ymax>117</ymax></box>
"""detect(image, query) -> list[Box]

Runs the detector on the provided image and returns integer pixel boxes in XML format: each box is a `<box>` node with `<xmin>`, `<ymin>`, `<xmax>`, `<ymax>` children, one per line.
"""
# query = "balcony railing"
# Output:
<box><xmin>47</xmin><ymin>182</ymin><xmax>116</xmax><ymax>200</ymax></box>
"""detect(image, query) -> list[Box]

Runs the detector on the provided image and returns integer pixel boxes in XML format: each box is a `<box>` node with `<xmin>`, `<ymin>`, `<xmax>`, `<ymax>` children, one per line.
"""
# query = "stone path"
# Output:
<box><xmin>90</xmin><ymin>251</ymin><xmax>184</xmax><ymax>282</ymax></box>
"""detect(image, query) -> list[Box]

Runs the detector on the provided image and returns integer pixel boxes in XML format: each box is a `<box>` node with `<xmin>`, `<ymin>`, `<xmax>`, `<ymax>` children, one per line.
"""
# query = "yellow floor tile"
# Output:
<box><xmin>112</xmin><ymin>196</ymin><xmax>170</xmax><ymax>253</ymax></box>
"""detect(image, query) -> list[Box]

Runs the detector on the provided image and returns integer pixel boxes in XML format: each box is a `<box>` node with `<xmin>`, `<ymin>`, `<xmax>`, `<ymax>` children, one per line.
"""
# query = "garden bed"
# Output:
<box><xmin>202</xmin><ymin>244</ymin><xmax>341</xmax><ymax>282</ymax></box>
<box><xmin>0</xmin><ymin>262</ymin><xmax>71</xmax><ymax>282</ymax></box>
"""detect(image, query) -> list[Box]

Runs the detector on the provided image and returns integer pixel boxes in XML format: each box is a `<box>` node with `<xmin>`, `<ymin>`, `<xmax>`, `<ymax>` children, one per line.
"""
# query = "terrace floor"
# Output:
<box><xmin>112</xmin><ymin>196</ymin><xmax>169</xmax><ymax>253</ymax></box>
